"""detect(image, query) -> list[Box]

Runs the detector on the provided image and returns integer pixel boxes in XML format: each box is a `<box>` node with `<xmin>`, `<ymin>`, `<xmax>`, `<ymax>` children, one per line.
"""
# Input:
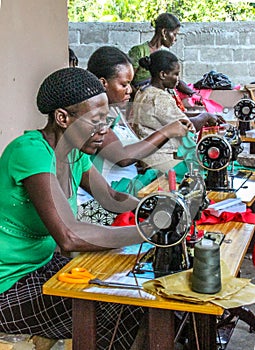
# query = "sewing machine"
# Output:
<box><xmin>130</xmin><ymin>170</ymin><xmax>211</xmax><ymax>278</ymax></box>
<box><xmin>131</xmin><ymin>165</ymin><xmax>255</xmax><ymax>346</ymax></box>
<box><xmin>234</xmin><ymin>98</ymin><xmax>255</xmax><ymax>135</ymax></box>
<box><xmin>196</xmin><ymin>125</ymin><xmax>244</xmax><ymax>191</ymax></box>
<box><xmin>234</xmin><ymin>98</ymin><xmax>255</xmax><ymax>171</ymax></box>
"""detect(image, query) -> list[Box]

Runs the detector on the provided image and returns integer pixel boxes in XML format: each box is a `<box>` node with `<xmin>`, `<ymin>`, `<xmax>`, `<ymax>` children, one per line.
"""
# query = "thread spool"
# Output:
<box><xmin>191</xmin><ymin>239</ymin><xmax>221</xmax><ymax>294</ymax></box>
<box><xmin>168</xmin><ymin>169</ymin><xmax>176</xmax><ymax>191</ymax></box>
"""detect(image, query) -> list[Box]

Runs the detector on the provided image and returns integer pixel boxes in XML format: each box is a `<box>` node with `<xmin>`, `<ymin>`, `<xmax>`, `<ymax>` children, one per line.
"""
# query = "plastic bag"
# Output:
<box><xmin>194</xmin><ymin>70</ymin><xmax>232</xmax><ymax>90</ymax></box>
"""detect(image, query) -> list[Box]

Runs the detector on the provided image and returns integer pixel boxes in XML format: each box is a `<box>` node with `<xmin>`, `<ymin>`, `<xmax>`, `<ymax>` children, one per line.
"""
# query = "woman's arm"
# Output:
<box><xmin>80</xmin><ymin>165</ymin><xmax>139</xmax><ymax>212</ymax></box>
<box><xmin>176</xmin><ymin>80</ymin><xmax>195</xmax><ymax>96</ymax></box>
<box><xmin>95</xmin><ymin>119</ymin><xmax>193</xmax><ymax>167</ymax></box>
<box><xmin>23</xmin><ymin>172</ymin><xmax>143</xmax><ymax>252</ymax></box>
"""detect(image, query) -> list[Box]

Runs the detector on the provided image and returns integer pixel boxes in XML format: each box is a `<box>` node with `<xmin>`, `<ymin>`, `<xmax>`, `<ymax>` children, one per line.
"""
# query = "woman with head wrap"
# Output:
<box><xmin>0</xmin><ymin>67</ymin><xmax>145</xmax><ymax>349</ymax></box>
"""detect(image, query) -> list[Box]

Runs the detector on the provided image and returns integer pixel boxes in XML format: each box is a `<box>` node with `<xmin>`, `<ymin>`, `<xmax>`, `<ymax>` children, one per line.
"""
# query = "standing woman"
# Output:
<box><xmin>128</xmin><ymin>12</ymin><xmax>195</xmax><ymax>96</ymax></box>
<box><xmin>0</xmin><ymin>67</ymin><xmax>146</xmax><ymax>350</ymax></box>
<box><xmin>77</xmin><ymin>46</ymin><xmax>192</xmax><ymax>224</ymax></box>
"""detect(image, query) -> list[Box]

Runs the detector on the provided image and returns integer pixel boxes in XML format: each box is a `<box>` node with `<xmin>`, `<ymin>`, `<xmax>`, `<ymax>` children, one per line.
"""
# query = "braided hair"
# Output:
<box><xmin>37</xmin><ymin>67</ymin><xmax>105</xmax><ymax>115</ymax></box>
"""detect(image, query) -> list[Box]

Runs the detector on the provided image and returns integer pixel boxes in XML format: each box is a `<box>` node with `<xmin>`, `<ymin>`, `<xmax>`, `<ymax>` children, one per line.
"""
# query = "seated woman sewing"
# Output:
<box><xmin>0</xmin><ymin>67</ymin><xmax>147</xmax><ymax>350</ymax></box>
<box><xmin>132</xmin><ymin>50</ymin><xmax>225</xmax><ymax>173</ymax></box>
<box><xmin>77</xmin><ymin>46</ymin><xmax>194</xmax><ymax>224</ymax></box>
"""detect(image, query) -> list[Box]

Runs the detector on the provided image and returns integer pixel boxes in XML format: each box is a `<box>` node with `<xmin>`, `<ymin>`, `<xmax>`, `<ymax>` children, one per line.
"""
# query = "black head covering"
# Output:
<box><xmin>37</xmin><ymin>67</ymin><xmax>105</xmax><ymax>114</ymax></box>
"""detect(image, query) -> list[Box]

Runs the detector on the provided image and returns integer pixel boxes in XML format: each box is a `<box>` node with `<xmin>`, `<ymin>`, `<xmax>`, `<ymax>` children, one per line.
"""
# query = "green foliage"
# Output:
<box><xmin>68</xmin><ymin>0</ymin><xmax>255</xmax><ymax>22</ymax></box>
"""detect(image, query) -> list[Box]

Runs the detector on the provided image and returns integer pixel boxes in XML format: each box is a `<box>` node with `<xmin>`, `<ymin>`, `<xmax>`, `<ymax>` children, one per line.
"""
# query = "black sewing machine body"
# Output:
<box><xmin>234</xmin><ymin>98</ymin><xmax>255</xmax><ymax>135</ymax></box>
<box><xmin>131</xmin><ymin>171</ymin><xmax>210</xmax><ymax>278</ymax></box>
<box><xmin>196</xmin><ymin>125</ymin><xmax>244</xmax><ymax>191</ymax></box>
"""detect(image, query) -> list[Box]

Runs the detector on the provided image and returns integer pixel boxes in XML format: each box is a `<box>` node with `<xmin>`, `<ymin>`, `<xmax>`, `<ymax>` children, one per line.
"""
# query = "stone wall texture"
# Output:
<box><xmin>69</xmin><ymin>21</ymin><xmax>255</xmax><ymax>86</ymax></box>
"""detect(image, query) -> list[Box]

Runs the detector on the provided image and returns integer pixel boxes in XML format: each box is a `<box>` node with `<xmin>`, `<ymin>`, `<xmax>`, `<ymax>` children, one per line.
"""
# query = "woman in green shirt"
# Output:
<box><xmin>128</xmin><ymin>12</ymin><xmax>195</xmax><ymax>96</ymax></box>
<box><xmin>0</xmin><ymin>67</ymin><xmax>145</xmax><ymax>349</ymax></box>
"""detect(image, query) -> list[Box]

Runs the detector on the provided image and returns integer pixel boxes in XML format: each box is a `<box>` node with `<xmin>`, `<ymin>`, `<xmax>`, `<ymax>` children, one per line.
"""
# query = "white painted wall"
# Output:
<box><xmin>0</xmin><ymin>0</ymin><xmax>69</xmax><ymax>153</ymax></box>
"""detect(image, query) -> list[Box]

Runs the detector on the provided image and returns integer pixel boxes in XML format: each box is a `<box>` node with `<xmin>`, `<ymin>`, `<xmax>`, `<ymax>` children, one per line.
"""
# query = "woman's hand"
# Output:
<box><xmin>204</xmin><ymin>113</ymin><xmax>226</xmax><ymax>126</ymax></box>
<box><xmin>169</xmin><ymin>119</ymin><xmax>195</xmax><ymax>137</ymax></box>
<box><xmin>179</xmin><ymin>118</ymin><xmax>196</xmax><ymax>133</ymax></box>
<box><xmin>190</xmin><ymin>112</ymin><xmax>226</xmax><ymax>131</ymax></box>
<box><xmin>191</xmin><ymin>92</ymin><xmax>204</xmax><ymax>106</ymax></box>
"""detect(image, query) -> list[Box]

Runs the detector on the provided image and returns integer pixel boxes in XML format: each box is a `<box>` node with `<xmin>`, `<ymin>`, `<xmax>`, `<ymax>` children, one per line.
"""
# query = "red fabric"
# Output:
<box><xmin>111</xmin><ymin>211</ymin><xmax>136</xmax><ymax>226</ymax></box>
<box><xmin>173</xmin><ymin>91</ymin><xmax>186</xmax><ymax>111</ymax></box>
<box><xmin>112</xmin><ymin>200</ymin><xmax>255</xmax><ymax>227</ymax></box>
<box><xmin>112</xmin><ymin>208</ymin><xmax>255</xmax><ymax>227</ymax></box>
<box><xmin>111</xmin><ymin>204</ymin><xmax>255</xmax><ymax>265</ymax></box>
<box><xmin>178</xmin><ymin>83</ymin><xmax>241</xmax><ymax>114</ymax></box>
<box><xmin>177</xmin><ymin>84</ymin><xmax>223</xmax><ymax>113</ymax></box>
<box><xmin>196</xmin><ymin>208</ymin><xmax>255</xmax><ymax>225</ymax></box>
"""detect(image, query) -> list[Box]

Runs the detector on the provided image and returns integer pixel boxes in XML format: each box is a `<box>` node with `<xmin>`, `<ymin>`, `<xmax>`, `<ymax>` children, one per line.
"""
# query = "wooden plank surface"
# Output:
<box><xmin>43</xmin><ymin>222</ymin><xmax>254</xmax><ymax>317</ymax></box>
<box><xmin>241</xmin><ymin>136</ymin><xmax>255</xmax><ymax>143</ymax></box>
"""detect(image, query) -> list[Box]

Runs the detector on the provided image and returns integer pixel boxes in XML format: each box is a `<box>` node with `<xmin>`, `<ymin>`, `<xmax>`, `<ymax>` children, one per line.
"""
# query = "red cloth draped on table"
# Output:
<box><xmin>196</xmin><ymin>208</ymin><xmax>255</xmax><ymax>225</ymax></box>
<box><xmin>111</xmin><ymin>208</ymin><xmax>255</xmax><ymax>265</ymax></box>
<box><xmin>177</xmin><ymin>84</ymin><xmax>223</xmax><ymax>113</ymax></box>
<box><xmin>177</xmin><ymin>83</ymin><xmax>242</xmax><ymax>113</ymax></box>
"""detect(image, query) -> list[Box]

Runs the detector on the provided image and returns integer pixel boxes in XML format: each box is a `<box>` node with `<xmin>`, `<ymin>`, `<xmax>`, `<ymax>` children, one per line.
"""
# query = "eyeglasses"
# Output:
<box><xmin>63</xmin><ymin>109</ymin><xmax>115</xmax><ymax>137</ymax></box>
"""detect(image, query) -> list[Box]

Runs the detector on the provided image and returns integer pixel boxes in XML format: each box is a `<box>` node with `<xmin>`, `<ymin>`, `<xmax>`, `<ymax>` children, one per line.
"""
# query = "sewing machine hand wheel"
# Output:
<box><xmin>234</xmin><ymin>98</ymin><xmax>255</xmax><ymax>121</ymax></box>
<box><xmin>196</xmin><ymin>135</ymin><xmax>232</xmax><ymax>171</ymax></box>
<box><xmin>135</xmin><ymin>192</ymin><xmax>191</xmax><ymax>248</ymax></box>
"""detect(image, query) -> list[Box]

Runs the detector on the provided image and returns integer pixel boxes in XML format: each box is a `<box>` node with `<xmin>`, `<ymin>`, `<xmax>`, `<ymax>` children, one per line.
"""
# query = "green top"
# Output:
<box><xmin>128</xmin><ymin>41</ymin><xmax>151</xmax><ymax>86</ymax></box>
<box><xmin>0</xmin><ymin>130</ymin><xmax>92</xmax><ymax>293</ymax></box>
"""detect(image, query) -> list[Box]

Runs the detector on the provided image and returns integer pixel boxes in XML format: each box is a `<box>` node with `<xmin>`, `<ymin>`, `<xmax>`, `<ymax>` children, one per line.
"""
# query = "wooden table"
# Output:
<box><xmin>137</xmin><ymin>172</ymin><xmax>255</xmax><ymax>207</ymax></box>
<box><xmin>43</xmin><ymin>222</ymin><xmax>254</xmax><ymax>350</ymax></box>
<box><xmin>241</xmin><ymin>136</ymin><xmax>255</xmax><ymax>154</ymax></box>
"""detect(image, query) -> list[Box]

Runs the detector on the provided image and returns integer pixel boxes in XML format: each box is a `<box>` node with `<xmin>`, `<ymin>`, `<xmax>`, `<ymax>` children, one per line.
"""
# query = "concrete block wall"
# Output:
<box><xmin>69</xmin><ymin>21</ymin><xmax>255</xmax><ymax>86</ymax></box>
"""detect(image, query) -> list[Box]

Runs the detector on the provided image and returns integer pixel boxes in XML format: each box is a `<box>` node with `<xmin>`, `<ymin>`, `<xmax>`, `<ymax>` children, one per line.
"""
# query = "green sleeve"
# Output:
<box><xmin>128</xmin><ymin>42</ymin><xmax>151</xmax><ymax>85</ymax></box>
<box><xmin>9</xmin><ymin>139</ymin><xmax>56</xmax><ymax>185</ymax></box>
<box><xmin>128</xmin><ymin>45</ymin><xmax>143</xmax><ymax>69</ymax></box>
<box><xmin>80</xmin><ymin>152</ymin><xmax>93</xmax><ymax>172</ymax></box>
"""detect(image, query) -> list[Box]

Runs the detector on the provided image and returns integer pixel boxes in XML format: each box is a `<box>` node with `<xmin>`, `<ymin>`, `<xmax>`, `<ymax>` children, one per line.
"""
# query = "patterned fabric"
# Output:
<box><xmin>0</xmin><ymin>253</ymin><xmax>145</xmax><ymax>349</ymax></box>
<box><xmin>96</xmin><ymin>303</ymin><xmax>145</xmax><ymax>350</ymax></box>
<box><xmin>0</xmin><ymin>253</ymin><xmax>72</xmax><ymax>339</ymax></box>
<box><xmin>77</xmin><ymin>199</ymin><xmax>117</xmax><ymax>226</ymax></box>
<box><xmin>77</xmin><ymin>107</ymin><xmax>139</xmax><ymax>225</ymax></box>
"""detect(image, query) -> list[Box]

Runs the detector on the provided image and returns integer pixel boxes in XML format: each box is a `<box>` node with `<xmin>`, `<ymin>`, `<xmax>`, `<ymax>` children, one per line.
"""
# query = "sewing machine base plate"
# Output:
<box><xmin>128</xmin><ymin>232</ymin><xmax>225</xmax><ymax>279</ymax></box>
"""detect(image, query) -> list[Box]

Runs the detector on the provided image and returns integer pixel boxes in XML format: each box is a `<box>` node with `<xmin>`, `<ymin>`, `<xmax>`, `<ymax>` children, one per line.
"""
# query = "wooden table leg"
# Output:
<box><xmin>146</xmin><ymin>308</ymin><xmax>175</xmax><ymax>350</ymax></box>
<box><xmin>189</xmin><ymin>313</ymin><xmax>217</xmax><ymax>350</ymax></box>
<box><xmin>72</xmin><ymin>299</ymin><xmax>97</xmax><ymax>350</ymax></box>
